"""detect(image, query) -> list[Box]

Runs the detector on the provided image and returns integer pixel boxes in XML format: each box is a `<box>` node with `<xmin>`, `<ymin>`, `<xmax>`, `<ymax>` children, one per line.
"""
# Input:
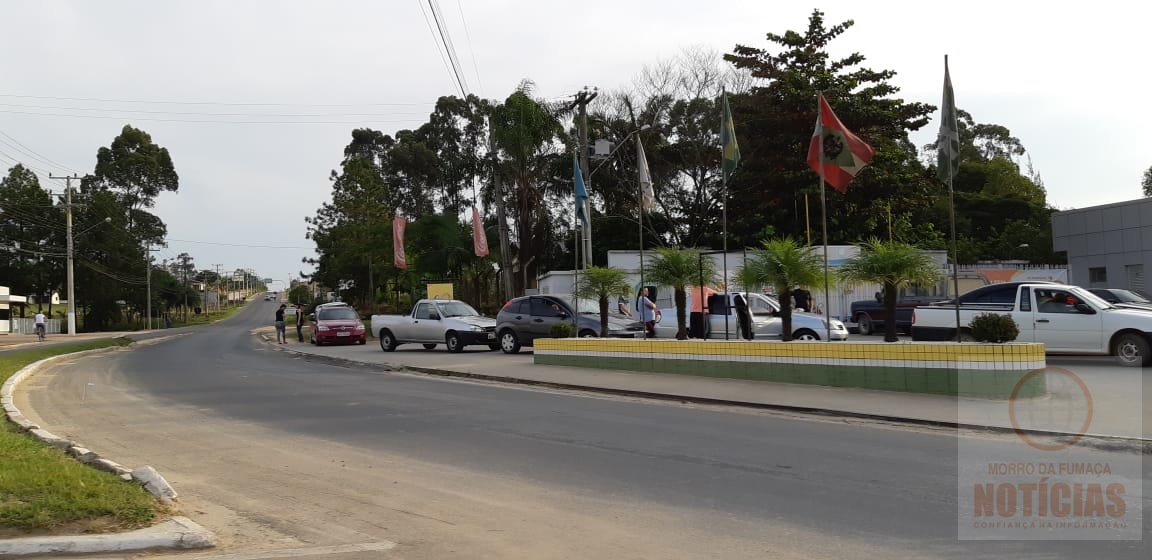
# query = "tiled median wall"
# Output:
<box><xmin>533</xmin><ymin>339</ymin><xmax>1047</xmax><ymax>398</ymax></box>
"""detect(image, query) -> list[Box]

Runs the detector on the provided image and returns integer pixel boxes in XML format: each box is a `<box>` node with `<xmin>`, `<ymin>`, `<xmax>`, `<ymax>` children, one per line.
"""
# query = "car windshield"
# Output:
<box><xmin>434</xmin><ymin>301</ymin><xmax>481</xmax><ymax>317</ymax></box>
<box><xmin>318</xmin><ymin>307</ymin><xmax>358</xmax><ymax>320</ymax></box>
<box><xmin>553</xmin><ymin>296</ymin><xmax>601</xmax><ymax>314</ymax></box>
<box><xmin>1109</xmin><ymin>290</ymin><xmax>1150</xmax><ymax>303</ymax></box>
<box><xmin>1068</xmin><ymin>287</ymin><xmax>1114</xmax><ymax>310</ymax></box>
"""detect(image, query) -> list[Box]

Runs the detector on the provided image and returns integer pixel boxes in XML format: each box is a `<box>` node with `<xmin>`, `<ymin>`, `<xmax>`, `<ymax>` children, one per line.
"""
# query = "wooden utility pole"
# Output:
<box><xmin>49</xmin><ymin>174</ymin><xmax>81</xmax><ymax>335</ymax></box>
<box><xmin>569</xmin><ymin>87</ymin><xmax>598</xmax><ymax>268</ymax></box>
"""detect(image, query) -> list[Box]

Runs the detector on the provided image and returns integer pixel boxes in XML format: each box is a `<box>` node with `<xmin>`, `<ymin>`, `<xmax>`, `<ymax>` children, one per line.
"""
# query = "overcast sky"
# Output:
<box><xmin>1</xmin><ymin>1</ymin><xmax>1147</xmax><ymax>287</ymax></box>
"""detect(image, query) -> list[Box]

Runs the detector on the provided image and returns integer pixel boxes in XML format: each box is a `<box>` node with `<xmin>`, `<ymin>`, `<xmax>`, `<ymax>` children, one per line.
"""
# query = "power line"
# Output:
<box><xmin>428</xmin><ymin>0</ymin><xmax>470</xmax><ymax>97</ymax></box>
<box><xmin>0</xmin><ymin>109</ymin><xmax>428</xmax><ymax>126</ymax></box>
<box><xmin>0</xmin><ymin>102</ymin><xmax>433</xmax><ymax>118</ymax></box>
<box><xmin>418</xmin><ymin>0</ymin><xmax>460</xmax><ymax>96</ymax></box>
<box><xmin>0</xmin><ymin>93</ymin><xmax>435</xmax><ymax>107</ymax></box>
<box><xmin>0</xmin><ymin>128</ymin><xmax>82</xmax><ymax>174</ymax></box>
<box><xmin>454</xmin><ymin>0</ymin><xmax>485</xmax><ymax>97</ymax></box>
<box><xmin>167</xmin><ymin>238</ymin><xmax>312</xmax><ymax>249</ymax></box>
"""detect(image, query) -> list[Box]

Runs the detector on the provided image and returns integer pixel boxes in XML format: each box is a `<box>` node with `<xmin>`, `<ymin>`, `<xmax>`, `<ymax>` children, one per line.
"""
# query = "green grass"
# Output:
<box><xmin>0</xmin><ymin>338</ymin><xmax>168</xmax><ymax>534</ymax></box>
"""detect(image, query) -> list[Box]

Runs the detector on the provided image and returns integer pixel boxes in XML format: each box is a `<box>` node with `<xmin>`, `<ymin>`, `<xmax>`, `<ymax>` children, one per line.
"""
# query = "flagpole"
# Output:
<box><xmin>817</xmin><ymin>93</ymin><xmax>832</xmax><ymax>342</ymax></box>
<box><xmin>637</xmin><ymin>136</ymin><xmax>648</xmax><ymax>340</ymax></box>
<box><xmin>721</xmin><ymin>91</ymin><xmax>730</xmax><ymax>340</ymax></box>
<box><xmin>805</xmin><ymin>193</ymin><xmax>811</xmax><ymax>246</ymax></box>
<box><xmin>944</xmin><ymin>54</ymin><xmax>962</xmax><ymax>341</ymax></box>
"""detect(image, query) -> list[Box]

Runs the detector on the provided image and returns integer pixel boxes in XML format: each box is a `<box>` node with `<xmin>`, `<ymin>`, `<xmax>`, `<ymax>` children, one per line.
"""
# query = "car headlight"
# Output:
<box><xmin>354</xmin><ymin>325</ymin><xmax>365</xmax><ymax>332</ymax></box>
<box><xmin>317</xmin><ymin>325</ymin><xmax>330</xmax><ymax>331</ymax></box>
<box><xmin>469</xmin><ymin>325</ymin><xmax>483</xmax><ymax>332</ymax></box>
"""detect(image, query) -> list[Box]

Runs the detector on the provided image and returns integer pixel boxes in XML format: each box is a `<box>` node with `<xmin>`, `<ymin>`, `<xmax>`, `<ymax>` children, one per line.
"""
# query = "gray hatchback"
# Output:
<box><xmin>494</xmin><ymin>295</ymin><xmax>644</xmax><ymax>354</ymax></box>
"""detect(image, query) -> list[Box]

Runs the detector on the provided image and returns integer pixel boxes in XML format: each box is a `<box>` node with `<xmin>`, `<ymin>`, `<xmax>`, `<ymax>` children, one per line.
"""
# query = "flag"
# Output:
<box><xmin>393</xmin><ymin>215</ymin><xmax>407</xmax><ymax>269</ymax></box>
<box><xmin>720</xmin><ymin>91</ymin><xmax>740</xmax><ymax>181</ymax></box>
<box><xmin>937</xmin><ymin>56</ymin><xmax>960</xmax><ymax>183</ymax></box>
<box><xmin>637</xmin><ymin>137</ymin><xmax>655</xmax><ymax>212</ymax></box>
<box><xmin>471</xmin><ymin>206</ymin><xmax>489</xmax><ymax>257</ymax></box>
<box><xmin>574</xmin><ymin>153</ymin><xmax>588</xmax><ymax>225</ymax></box>
<box><xmin>807</xmin><ymin>94</ymin><xmax>875</xmax><ymax>193</ymax></box>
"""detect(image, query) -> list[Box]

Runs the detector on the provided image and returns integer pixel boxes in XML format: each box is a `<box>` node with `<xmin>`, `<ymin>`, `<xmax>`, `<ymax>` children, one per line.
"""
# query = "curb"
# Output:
<box><xmin>262</xmin><ymin>337</ymin><xmax>1151</xmax><ymax>453</ymax></box>
<box><xmin>0</xmin><ymin>337</ymin><xmax>217</xmax><ymax>556</ymax></box>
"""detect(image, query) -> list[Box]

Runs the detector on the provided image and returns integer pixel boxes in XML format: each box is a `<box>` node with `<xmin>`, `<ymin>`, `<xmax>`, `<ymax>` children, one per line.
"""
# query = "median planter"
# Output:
<box><xmin>532</xmin><ymin>339</ymin><xmax>1046</xmax><ymax>398</ymax></box>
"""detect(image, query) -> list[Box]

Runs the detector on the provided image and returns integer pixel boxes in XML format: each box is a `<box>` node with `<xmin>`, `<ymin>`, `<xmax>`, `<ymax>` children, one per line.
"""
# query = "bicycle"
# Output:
<box><xmin>35</xmin><ymin>324</ymin><xmax>45</xmax><ymax>342</ymax></box>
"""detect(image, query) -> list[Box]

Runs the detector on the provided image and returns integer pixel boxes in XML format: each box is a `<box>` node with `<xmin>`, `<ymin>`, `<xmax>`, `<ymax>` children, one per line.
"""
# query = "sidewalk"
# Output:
<box><xmin>266</xmin><ymin>332</ymin><xmax>1149</xmax><ymax>442</ymax></box>
<box><xmin>0</xmin><ymin>331</ymin><xmax>135</xmax><ymax>352</ymax></box>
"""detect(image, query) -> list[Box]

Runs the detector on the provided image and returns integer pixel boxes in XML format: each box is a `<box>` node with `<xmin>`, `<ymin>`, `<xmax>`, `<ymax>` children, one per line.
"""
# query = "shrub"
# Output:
<box><xmin>549</xmin><ymin>322</ymin><xmax>573</xmax><ymax>338</ymax></box>
<box><xmin>969</xmin><ymin>313</ymin><xmax>1019</xmax><ymax>343</ymax></box>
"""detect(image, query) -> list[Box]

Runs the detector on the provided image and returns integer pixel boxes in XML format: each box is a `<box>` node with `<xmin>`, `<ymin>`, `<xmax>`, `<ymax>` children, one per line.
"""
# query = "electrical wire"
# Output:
<box><xmin>454</xmin><ymin>0</ymin><xmax>484</xmax><ymax>97</ymax></box>
<box><xmin>0</xmin><ymin>128</ymin><xmax>82</xmax><ymax>174</ymax></box>
<box><xmin>0</xmin><ymin>93</ymin><xmax>435</xmax><ymax>107</ymax></box>
<box><xmin>429</xmin><ymin>0</ymin><xmax>469</xmax><ymax>97</ymax></box>
<box><xmin>418</xmin><ymin>0</ymin><xmax>461</xmax><ymax>97</ymax></box>
<box><xmin>0</xmin><ymin>102</ymin><xmax>433</xmax><ymax>118</ymax></box>
<box><xmin>0</xmin><ymin>109</ymin><xmax>428</xmax><ymax>126</ymax></box>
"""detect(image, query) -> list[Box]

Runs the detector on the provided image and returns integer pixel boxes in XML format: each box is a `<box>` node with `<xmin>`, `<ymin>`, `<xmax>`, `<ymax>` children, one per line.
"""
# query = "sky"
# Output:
<box><xmin>1</xmin><ymin>1</ymin><xmax>1148</xmax><ymax>287</ymax></box>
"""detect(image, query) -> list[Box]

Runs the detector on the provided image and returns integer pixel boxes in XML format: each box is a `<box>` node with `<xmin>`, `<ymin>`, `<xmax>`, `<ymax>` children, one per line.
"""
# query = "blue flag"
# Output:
<box><xmin>574</xmin><ymin>153</ymin><xmax>588</xmax><ymax>225</ymax></box>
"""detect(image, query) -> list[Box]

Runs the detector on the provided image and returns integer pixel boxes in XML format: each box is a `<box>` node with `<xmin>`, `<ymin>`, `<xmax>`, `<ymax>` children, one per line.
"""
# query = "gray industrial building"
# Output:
<box><xmin>1052</xmin><ymin>198</ymin><xmax>1152</xmax><ymax>293</ymax></box>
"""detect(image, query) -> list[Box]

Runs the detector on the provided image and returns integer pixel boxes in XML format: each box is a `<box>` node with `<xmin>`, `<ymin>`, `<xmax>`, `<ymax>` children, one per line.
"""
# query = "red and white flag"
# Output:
<box><xmin>807</xmin><ymin>94</ymin><xmax>875</xmax><ymax>193</ymax></box>
<box><xmin>472</xmin><ymin>207</ymin><xmax>489</xmax><ymax>257</ymax></box>
<box><xmin>393</xmin><ymin>215</ymin><xmax>407</xmax><ymax>269</ymax></box>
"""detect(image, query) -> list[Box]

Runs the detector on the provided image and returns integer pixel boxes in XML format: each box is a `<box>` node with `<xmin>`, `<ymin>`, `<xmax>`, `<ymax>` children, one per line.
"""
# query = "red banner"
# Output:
<box><xmin>472</xmin><ymin>207</ymin><xmax>489</xmax><ymax>257</ymax></box>
<box><xmin>393</xmin><ymin>215</ymin><xmax>407</xmax><ymax>269</ymax></box>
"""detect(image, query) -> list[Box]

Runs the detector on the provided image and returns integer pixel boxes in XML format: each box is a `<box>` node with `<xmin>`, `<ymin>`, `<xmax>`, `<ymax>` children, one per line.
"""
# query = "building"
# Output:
<box><xmin>1052</xmin><ymin>198</ymin><xmax>1151</xmax><ymax>293</ymax></box>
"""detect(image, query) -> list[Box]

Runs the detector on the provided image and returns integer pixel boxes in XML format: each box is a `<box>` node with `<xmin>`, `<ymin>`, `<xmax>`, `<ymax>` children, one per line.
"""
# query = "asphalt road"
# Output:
<box><xmin>19</xmin><ymin>300</ymin><xmax>1152</xmax><ymax>559</ymax></box>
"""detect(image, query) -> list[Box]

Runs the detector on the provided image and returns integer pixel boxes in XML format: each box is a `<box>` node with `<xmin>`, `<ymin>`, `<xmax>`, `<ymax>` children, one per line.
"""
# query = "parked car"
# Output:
<box><xmin>495</xmin><ymin>295</ymin><xmax>645</xmax><ymax>354</ymax></box>
<box><xmin>911</xmin><ymin>282</ymin><xmax>1152</xmax><ymax>366</ymax></box>
<box><xmin>1086</xmin><ymin>288</ymin><xmax>1152</xmax><ymax>311</ymax></box>
<box><xmin>848</xmin><ymin>293</ymin><xmax>949</xmax><ymax>335</ymax></box>
<box><xmin>655</xmin><ymin>291</ymin><xmax>849</xmax><ymax>341</ymax></box>
<box><xmin>370</xmin><ymin>299</ymin><xmax>497</xmax><ymax>353</ymax></box>
<box><xmin>309</xmin><ymin>302</ymin><xmax>367</xmax><ymax>345</ymax></box>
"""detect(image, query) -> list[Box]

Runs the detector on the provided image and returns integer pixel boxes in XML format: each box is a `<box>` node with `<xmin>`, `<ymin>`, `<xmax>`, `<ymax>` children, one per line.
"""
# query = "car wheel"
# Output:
<box><xmin>310</xmin><ymin>332</ymin><xmax>317</xmax><ymax>345</ymax></box>
<box><xmin>446</xmin><ymin>332</ymin><xmax>465</xmax><ymax>353</ymax></box>
<box><xmin>857</xmin><ymin>314</ymin><xmax>874</xmax><ymax>336</ymax></box>
<box><xmin>499</xmin><ymin>329</ymin><xmax>521</xmax><ymax>354</ymax></box>
<box><xmin>422</xmin><ymin>343</ymin><xmax>437</xmax><ymax>350</ymax></box>
<box><xmin>488</xmin><ymin>343</ymin><xmax>500</xmax><ymax>351</ymax></box>
<box><xmin>1112</xmin><ymin>332</ymin><xmax>1151</xmax><ymax>367</ymax></box>
<box><xmin>357</xmin><ymin>338</ymin><xmax>366</xmax><ymax>345</ymax></box>
<box><xmin>578</xmin><ymin>329</ymin><xmax>597</xmax><ymax>338</ymax></box>
<box><xmin>793</xmin><ymin>328</ymin><xmax>820</xmax><ymax>341</ymax></box>
<box><xmin>379</xmin><ymin>329</ymin><xmax>398</xmax><ymax>352</ymax></box>
<box><xmin>951</xmin><ymin>328</ymin><xmax>976</xmax><ymax>342</ymax></box>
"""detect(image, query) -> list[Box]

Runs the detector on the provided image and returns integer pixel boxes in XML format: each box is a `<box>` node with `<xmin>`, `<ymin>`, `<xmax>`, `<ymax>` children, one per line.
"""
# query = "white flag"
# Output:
<box><xmin>637</xmin><ymin>137</ymin><xmax>655</xmax><ymax>212</ymax></box>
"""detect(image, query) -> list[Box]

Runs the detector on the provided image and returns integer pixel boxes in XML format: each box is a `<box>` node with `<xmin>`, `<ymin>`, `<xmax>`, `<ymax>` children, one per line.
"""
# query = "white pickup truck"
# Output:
<box><xmin>370</xmin><ymin>299</ymin><xmax>498</xmax><ymax>353</ymax></box>
<box><xmin>910</xmin><ymin>282</ymin><xmax>1152</xmax><ymax>366</ymax></box>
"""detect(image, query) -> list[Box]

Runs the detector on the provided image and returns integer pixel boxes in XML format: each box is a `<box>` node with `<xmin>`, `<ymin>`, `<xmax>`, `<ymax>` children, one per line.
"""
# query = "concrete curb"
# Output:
<box><xmin>0</xmin><ymin>516</ymin><xmax>213</xmax><ymax>558</ymax></box>
<box><xmin>0</xmin><ymin>337</ymin><xmax>216</xmax><ymax>556</ymax></box>
<box><xmin>262</xmin><ymin>336</ymin><xmax>1151</xmax><ymax>453</ymax></box>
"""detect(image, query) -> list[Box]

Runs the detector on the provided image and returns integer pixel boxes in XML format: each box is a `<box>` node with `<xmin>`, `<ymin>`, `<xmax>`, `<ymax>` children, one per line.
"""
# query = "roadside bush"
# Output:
<box><xmin>969</xmin><ymin>313</ymin><xmax>1019</xmax><ymax>343</ymax></box>
<box><xmin>549</xmin><ymin>322</ymin><xmax>573</xmax><ymax>338</ymax></box>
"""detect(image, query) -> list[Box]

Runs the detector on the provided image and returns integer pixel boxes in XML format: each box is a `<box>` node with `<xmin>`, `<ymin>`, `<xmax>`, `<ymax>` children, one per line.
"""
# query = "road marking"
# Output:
<box><xmin>154</xmin><ymin>542</ymin><xmax>397</xmax><ymax>560</ymax></box>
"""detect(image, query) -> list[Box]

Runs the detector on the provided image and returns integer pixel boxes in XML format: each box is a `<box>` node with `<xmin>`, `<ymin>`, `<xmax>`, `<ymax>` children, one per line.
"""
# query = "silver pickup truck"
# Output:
<box><xmin>370</xmin><ymin>299</ymin><xmax>498</xmax><ymax>353</ymax></box>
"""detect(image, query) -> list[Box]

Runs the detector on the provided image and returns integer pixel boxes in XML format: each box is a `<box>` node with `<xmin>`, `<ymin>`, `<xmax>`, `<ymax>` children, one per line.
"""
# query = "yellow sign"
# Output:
<box><xmin>427</xmin><ymin>283</ymin><xmax>454</xmax><ymax>300</ymax></box>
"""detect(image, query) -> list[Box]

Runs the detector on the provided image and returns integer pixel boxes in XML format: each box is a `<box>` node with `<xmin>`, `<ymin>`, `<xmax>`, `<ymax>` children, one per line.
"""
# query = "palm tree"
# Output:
<box><xmin>573</xmin><ymin>266</ymin><xmax>632</xmax><ymax>337</ymax></box>
<box><xmin>838</xmin><ymin>238</ymin><xmax>940</xmax><ymax>342</ymax></box>
<box><xmin>739</xmin><ymin>237</ymin><xmax>826</xmax><ymax>341</ymax></box>
<box><xmin>646</xmin><ymin>247</ymin><xmax>718</xmax><ymax>340</ymax></box>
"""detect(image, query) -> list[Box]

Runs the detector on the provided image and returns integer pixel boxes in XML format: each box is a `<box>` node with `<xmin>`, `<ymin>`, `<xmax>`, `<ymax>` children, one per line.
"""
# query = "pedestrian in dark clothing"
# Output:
<box><xmin>295</xmin><ymin>304</ymin><xmax>305</xmax><ymax>342</ymax></box>
<box><xmin>792</xmin><ymin>286</ymin><xmax>812</xmax><ymax>312</ymax></box>
<box><xmin>274</xmin><ymin>304</ymin><xmax>287</xmax><ymax>344</ymax></box>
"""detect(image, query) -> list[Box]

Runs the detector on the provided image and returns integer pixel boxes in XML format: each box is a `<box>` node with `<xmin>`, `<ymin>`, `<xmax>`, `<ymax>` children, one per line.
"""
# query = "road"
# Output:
<box><xmin>15</xmin><ymin>300</ymin><xmax>1151</xmax><ymax>559</ymax></box>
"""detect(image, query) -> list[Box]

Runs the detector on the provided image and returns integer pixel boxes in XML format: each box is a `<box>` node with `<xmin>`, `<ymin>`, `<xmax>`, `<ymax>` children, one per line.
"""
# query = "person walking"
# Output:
<box><xmin>295</xmin><ymin>304</ymin><xmax>305</xmax><ymax>342</ymax></box>
<box><xmin>636</xmin><ymin>287</ymin><xmax>657</xmax><ymax>338</ymax></box>
<box><xmin>274</xmin><ymin>304</ymin><xmax>287</xmax><ymax>344</ymax></box>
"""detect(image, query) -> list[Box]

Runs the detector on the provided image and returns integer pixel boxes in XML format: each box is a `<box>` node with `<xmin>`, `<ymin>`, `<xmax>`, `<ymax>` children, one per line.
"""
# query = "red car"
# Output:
<box><xmin>309</xmin><ymin>303</ymin><xmax>367</xmax><ymax>345</ymax></box>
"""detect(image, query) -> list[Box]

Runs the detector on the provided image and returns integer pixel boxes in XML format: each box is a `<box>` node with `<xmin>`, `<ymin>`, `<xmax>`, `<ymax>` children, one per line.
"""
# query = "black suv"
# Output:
<box><xmin>494</xmin><ymin>295</ymin><xmax>644</xmax><ymax>354</ymax></box>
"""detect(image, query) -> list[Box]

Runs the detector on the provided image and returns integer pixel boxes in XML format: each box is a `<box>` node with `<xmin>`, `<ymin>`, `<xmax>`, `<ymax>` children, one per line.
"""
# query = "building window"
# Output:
<box><xmin>1126</xmin><ymin>265</ymin><xmax>1144</xmax><ymax>294</ymax></box>
<box><xmin>1088</xmin><ymin>267</ymin><xmax>1107</xmax><ymax>285</ymax></box>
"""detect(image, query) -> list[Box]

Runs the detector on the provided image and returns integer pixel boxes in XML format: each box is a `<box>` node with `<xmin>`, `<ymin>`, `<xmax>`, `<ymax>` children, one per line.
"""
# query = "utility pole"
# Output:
<box><xmin>489</xmin><ymin>116</ymin><xmax>514</xmax><ymax>300</ymax></box>
<box><xmin>213</xmin><ymin>264</ymin><xmax>222</xmax><ymax>312</ymax></box>
<box><xmin>569</xmin><ymin>87</ymin><xmax>598</xmax><ymax>268</ymax></box>
<box><xmin>49</xmin><ymin>174</ymin><xmax>81</xmax><ymax>336</ymax></box>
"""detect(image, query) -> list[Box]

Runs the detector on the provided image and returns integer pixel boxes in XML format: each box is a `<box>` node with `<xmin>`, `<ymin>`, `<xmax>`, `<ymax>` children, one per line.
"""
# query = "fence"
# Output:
<box><xmin>9</xmin><ymin>318</ymin><xmax>62</xmax><ymax>335</ymax></box>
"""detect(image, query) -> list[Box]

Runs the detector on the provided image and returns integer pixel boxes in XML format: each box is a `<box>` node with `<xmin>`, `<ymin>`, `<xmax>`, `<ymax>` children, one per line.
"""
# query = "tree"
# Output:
<box><xmin>724</xmin><ymin>9</ymin><xmax>936</xmax><ymax>247</ymax></box>
<box><xmin>838</xmin><ymin>239</ymin><xmax>940</xmax><ymax>342</ymax></box>
<box><xmin>0</xmin><ymin>164</ymin><xmax>61</xmax><ymax>305</ymax></box>
<box><xmin>738</xmin><ymin>238</ymin><xmax>825</xmax><ymax>341</ymax></box>
<box><xmin>573</xmin><ymin>266</ymin><xmax>632</xmax><ymax>337</ymax></box>
<box><xmin>1143</xmin><ymin>165</ymin><xmax>1152</xmax><ymax>198</ymax></box>
<box><xmin>645</xmin><ymin>247</ymin><xmax>717</xmax><ymax>339</ymax></box>
<box><xmin>288</xmin><ymin>284</ymin><xmax>311</xmax><ymax>306</ymax></box>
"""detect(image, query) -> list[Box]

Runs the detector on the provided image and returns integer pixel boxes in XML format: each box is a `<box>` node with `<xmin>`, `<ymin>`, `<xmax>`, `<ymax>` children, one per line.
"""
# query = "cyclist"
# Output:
<box><xmin>34</xmin><ymin>312</ymin><xmax>46</xmax><ymax>341</ymax></box>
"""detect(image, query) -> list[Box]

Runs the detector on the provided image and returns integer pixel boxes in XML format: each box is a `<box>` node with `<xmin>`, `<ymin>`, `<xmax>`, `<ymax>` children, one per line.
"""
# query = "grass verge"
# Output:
<box><xmin>0</xmin><ymin>338</ymin><xmax>169</xmax><ymax>536</ymax></box>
